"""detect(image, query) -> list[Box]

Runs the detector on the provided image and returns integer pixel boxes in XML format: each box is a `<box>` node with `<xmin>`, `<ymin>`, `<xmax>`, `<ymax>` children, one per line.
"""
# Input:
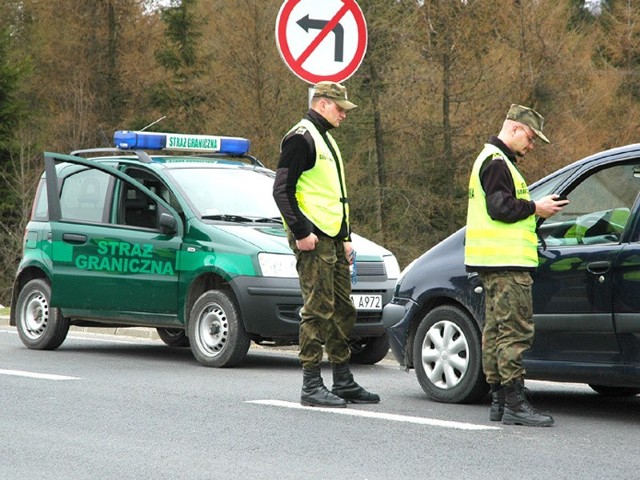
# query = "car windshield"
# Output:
<box><xmin>168</xmin><ymin>167</ymin><xmax>281</xmax><ymax>220</ymax></box>
<box><xmin>529</xmin><ymin>166</ymin><xmax>575</xmax><ymax>201</ymax></box>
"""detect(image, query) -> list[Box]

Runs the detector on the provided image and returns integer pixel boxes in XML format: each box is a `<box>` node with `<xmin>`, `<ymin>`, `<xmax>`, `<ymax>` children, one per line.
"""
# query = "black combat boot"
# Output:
<box><xmin>489</xmin><ymin>383</ymin><xmax>505</xmax><ymax>422</ymax></box>
<box><xmin>331</xmin><ymin>363</ymin><xmax>380</xmax><ymax>404</ymax></box>
<box><xmin>502</xmin><ymin>378</ymin><xmax>554</xmax><ymax>427</ymax></box>
<box><xmin>301</xmin><ymin>367</ymin><xmax>347</xmax><ymax>408</ymax></box>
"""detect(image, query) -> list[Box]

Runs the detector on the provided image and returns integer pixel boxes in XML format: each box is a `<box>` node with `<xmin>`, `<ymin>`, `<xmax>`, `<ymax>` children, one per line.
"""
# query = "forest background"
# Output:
<box><xmin>0</xmin><ymin>0</ymin><xmax>638</xmax><ymax>305</ymax></box>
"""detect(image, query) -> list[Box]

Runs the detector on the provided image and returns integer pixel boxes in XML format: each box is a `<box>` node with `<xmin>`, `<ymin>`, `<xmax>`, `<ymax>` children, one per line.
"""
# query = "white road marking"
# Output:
<box><xmin>0</xmin><ymin>369</ymin><xmax>80</xmax><ymax>381</ymax></box>
<box><xmin>247</xmin><ymin>399</ymin><xmax>500</xmax><ymax>431</ymax></box>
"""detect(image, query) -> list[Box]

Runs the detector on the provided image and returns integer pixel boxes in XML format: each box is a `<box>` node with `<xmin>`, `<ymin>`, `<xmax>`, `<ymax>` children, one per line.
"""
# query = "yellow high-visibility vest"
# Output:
<box><xmin>286</xmin><ymin>119</ymin><xmax>349</xmax><ymax>238</ymax></box>
<box><xmin>465</xmin><ymin>144</ymin><xmax>538</xmax><ymax>268</ymax></box>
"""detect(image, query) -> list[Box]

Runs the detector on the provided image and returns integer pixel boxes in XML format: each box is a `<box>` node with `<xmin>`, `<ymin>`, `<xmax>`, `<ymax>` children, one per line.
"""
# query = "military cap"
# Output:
<box><xmin>506</xmin><ymin>104</ymin><xmax>550</xmax><ymax>143</ymax></box>
<box><xmin>313</xmin><ymin>81</ymin><xmax>357</xmax><ymax>110</ymax></box>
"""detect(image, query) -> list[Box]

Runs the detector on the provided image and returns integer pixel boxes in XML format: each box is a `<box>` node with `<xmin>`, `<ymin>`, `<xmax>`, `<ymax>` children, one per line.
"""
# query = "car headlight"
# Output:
<box><xmin>258</xmin><ymin>253</ymin><xmax>298</xmax><ymax>278</ymax></box>
<box><xmin>384</xmin><ymin>255</ymin><xmax>401</xmax><ymax>280</ymax></box>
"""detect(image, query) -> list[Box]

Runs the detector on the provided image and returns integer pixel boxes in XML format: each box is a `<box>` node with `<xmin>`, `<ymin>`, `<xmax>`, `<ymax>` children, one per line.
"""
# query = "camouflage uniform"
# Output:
<box><xmin>274</xmin><ymin>82</ymin><xmax>379</xmax><ymax>407</ymax></box>
<box><xmin>288</xmin><ymin>231</ymin><xmax>355</xmax><ymax>369</ymax></box>
<box><xmin>479</xmin><ymin>271</ymin><xmax>534</xmax><ymax>385</ymax></box>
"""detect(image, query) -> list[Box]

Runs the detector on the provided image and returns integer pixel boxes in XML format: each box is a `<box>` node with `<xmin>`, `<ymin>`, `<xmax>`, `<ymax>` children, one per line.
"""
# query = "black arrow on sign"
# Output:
<box><xmin>296</xmin><ymin>14</ymin><xmax>344</xmax><ymax>62</ymax></box>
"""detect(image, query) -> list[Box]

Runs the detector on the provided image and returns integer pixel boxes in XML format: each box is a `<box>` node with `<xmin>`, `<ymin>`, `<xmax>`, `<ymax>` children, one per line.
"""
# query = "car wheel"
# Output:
<box><xmin>413</xmin><ymin>305</ymin><xmax>487</xmax><ymax>404</ymax></box>
<box><xmin>589</xmin><ymin>384</ymin><xmax>640</xmax><ymax>397</ymax></box>
<box><xmin>157</xmin><ymin>328</ymin><xmax>190</xmax><ymax>347</ymax></box>
<box><xmin>15</xmin><ymin>278</ymin><xmax>69</xmax><ymax>350</ymax></box>
<box><xmin>187</xmin><ymin>289</ymin><xmax>250</xmax><ymax>367</ymax></box>
<box><xmin>349</xmin><ymin>334</ymin><xmax>390</xmax><ymax>364</ymax></box>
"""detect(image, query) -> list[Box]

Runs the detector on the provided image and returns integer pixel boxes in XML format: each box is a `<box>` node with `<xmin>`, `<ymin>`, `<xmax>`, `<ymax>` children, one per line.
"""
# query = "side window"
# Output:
<box><xmin>31</xmin><ymin>178</ymin><xmax>48</xmax><ymax>221</ymax></box>
<box><xmin>117</xmin><ymin>167</ymin><xmax>183</xmax><ymax>230</ymax></box>
<box><xmin>60</xmin><ymin>168</ymin><xmax>111</xmax><ymax>223</ymax></box>
<box><xmin>540</xmin><ymin>163</ymin><xmax>640</xmax><ymax>246</ymax></box>
<box><xmin>119</xmin><ymin>183</ymin><xmax>159</xmax><ymax>229</ymax></box>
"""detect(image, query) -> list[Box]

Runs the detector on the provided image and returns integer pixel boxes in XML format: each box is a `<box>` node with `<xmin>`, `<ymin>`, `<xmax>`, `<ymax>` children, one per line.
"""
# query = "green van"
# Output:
<box><xmin>10</xmin><ymin>131</ymin><xmax>400</xmax><ymax>367</ymax></box>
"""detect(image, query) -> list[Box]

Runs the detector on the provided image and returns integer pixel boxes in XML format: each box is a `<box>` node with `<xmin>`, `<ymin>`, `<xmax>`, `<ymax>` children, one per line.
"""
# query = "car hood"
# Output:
<box><xmin>215</xmin><ymin>224</ymin><xmax>392</xmax><ymax>259</ymax></box>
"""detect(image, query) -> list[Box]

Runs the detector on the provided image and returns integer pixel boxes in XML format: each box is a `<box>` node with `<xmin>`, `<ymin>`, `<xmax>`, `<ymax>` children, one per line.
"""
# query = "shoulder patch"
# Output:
<box><xmin>281</xmin><ymin>126</ymin><xmax>314</xmax><ymax>153</ymax></box>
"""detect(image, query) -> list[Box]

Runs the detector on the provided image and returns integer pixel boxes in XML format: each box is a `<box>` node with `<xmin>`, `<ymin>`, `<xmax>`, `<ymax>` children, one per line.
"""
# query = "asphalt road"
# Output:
<box><xmin>1</xmin><ymin>323</ymin><xmax>639</xmax><ymax>480</ymax></box>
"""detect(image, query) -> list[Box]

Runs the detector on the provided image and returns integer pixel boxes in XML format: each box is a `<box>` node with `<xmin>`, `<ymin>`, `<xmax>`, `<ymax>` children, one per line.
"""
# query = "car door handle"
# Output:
<box><xmin>62</xmin><ymin>233</ymin><xmax>87</xmax><ymax>244</ymax></box>
<box><xmin>586</xmin><ymin>261</ymin><xmax>611</xmax><ymax>275</ymax></box>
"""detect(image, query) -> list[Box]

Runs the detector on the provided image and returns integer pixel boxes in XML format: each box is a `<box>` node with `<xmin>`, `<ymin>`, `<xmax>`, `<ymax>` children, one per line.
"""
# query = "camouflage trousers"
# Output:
<box><xmin>288</xmin><ymin>232</ymin><xmax>356</xmax><ymax>369</ymax></box>
<box><xmin>478</xmin><ymin>271</ymin><xmax>535</xmax><ymax>386</ymax></box>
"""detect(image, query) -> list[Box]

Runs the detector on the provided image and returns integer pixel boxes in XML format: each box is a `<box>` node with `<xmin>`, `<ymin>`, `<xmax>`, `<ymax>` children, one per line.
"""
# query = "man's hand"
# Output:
<box><xmin>343</xmin><ymin>241</ymin><xmax>354</xmax><ymax>264</ymax></box>
<box><xmin>296</xmin><ymin>233</ymin><xmax>318</xmax><ymax>251</ymax></box>
<box><xmin>534</xmin><ymin>195</ymin><xmax>569</xmax><ymax>219</ymax></box>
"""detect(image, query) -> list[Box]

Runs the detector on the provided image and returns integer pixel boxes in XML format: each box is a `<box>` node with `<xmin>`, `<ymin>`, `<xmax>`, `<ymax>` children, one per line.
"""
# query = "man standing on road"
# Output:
<box><xmin>273</xmin><ymin>81</ymin><xmax>379</xmax><ymax>408</ymax></box>
<box><xmin>464</xmin><ymin>104</ymin><xmax>567</xmax><ymax>426</ymax></box>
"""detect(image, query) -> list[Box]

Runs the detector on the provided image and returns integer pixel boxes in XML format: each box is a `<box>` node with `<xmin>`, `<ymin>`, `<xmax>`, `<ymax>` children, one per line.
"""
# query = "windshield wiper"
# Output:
<box><xmin>201</xmin><ymin>214</ymin><xmax>283</xmax><ymax>224</ymax></box>
<box><xmin>252</xmin><ymin>217</ymin><xmax>283</xmax><ymax>224</ymax></box>
<box><xmin>201</xmin><ymin>214</ymin><xmax>254</xmax><ymax>223</ymax></box>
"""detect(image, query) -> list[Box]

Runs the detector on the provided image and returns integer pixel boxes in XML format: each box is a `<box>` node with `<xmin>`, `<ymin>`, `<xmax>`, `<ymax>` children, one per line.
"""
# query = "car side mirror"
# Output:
<box><xmin>159</xmin><ymin>212</ymin><xmax>177</xmax><ymax>236</ymax></box>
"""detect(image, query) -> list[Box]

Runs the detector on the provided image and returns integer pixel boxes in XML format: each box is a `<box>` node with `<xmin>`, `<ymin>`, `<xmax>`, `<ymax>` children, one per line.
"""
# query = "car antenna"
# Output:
<box><xmin>140</xmin><ymin>115</ymin><xmax>166</xmax><ymax>132</ymax></box>
<box><xmin>97</xmin><ymin>125</ymin><xmax>111</xmax><ymax>147</ymax></box>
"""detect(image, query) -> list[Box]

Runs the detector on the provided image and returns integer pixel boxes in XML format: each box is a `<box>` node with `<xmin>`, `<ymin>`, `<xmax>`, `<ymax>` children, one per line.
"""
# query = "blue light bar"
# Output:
<box><xmin>113</xmin><ymin>131</ymin><xmax>250</xmax><ymax>155</ymax></box>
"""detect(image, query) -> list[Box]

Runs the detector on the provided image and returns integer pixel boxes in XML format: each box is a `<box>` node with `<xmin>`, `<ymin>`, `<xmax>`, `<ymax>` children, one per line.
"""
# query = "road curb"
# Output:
<box><xmin>0</xmin><ymin>314</ymin><xmax>161</xmax><ymax>340</ymax></box>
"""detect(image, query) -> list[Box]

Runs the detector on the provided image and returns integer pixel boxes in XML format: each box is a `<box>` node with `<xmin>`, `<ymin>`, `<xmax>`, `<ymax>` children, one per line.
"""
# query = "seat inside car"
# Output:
<box><xmin>123</xmin><ymin>186</ymin><xmax>156</xmax><ymax>229</ymax></box>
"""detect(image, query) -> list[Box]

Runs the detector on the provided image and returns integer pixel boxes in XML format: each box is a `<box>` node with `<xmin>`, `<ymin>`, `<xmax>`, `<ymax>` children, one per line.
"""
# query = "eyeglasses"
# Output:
<box><xmin>324</xmin><ymin>99</ymin><xmax>346</xmax><ymax>114</ymax></box>
<box><xmin>519</xmin><ymin>126</ymin><xmax>536</xmax><ymax>144</ymax></box>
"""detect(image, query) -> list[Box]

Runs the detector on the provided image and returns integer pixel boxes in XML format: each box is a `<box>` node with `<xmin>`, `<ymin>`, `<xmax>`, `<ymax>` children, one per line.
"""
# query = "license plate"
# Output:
<box><xmin>350</xmin><ymin>294</ymin><xmax>382</xmax><ymax>311</ymax></box>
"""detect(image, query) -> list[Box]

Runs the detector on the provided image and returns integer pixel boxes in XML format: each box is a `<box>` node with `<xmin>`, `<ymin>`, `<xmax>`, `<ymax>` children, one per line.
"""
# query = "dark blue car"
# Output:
<box><xmin>383</xmin><ymin>143</ymin><xmax>640</xmax><ymax>403</ymax></box>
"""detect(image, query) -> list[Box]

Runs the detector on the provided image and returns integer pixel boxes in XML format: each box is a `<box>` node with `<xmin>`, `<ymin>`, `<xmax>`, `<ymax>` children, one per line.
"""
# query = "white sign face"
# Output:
<box><xmin>276</xmin><ymin>0</ymin><xmax>368</xmax><ymax>84</ymax></box>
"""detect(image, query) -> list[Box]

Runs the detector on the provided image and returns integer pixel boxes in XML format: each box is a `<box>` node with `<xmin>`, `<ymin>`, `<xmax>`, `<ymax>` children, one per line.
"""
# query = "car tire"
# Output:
<box><xmin>157</xmin><ymin>328</ymin><xmax>190</xmax><ymax>347</ymax></box>
<box><xmin>349</xmin><ymin>334</ymin><xmax>390</xmax><ymax>364</ymax></box>
<box><xmin>187</xmin><ymin>289</ymin><xmax>250</xmax><ymax>367</ymax></box>
<box><xmin>588</xmin><ymin>384</ymin><xmax>640</xmax><ymax>397</ymax></box>
<box><xmin>15</xmin><ymin>278</ymin><xmax>69</xmax><ymax>350</ymax></box>
<box><xmin>413</xmin><ymin>305</ymin><xmax>487</xmax><ymax>404</ymax></box>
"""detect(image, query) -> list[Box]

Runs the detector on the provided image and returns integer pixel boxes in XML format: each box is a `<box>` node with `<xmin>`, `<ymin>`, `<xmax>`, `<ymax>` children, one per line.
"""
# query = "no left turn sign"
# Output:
<box><xmin>275</xmin><ymin>0</ymin><xmax>368</xmax><ymax>84</ymax></box>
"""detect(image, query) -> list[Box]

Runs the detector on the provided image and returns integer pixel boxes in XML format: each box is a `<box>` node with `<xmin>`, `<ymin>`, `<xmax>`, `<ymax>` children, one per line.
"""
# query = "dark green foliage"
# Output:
<box><xmin>0</xmin><ymin>25</ymin><xmax>30</xmax><ymax>304</ymax></box>
<box><xmin>152</xmin><ymin>0</ymin><xmax>210</xmax><ymax>131</ymax></box>
<box><xmin>567</xmin><ymin>0</ymin><xmax>597</xmax><ymax>29</ymax></box>
<box><xmin>0</xmin><ymin>28</ymin><xmax>22</xmax><ymax>158</ymax></box>
<box><xmin>156</xmin><ymin>0</ymin><xmax>202</xmax><ymax>70</ymax></box>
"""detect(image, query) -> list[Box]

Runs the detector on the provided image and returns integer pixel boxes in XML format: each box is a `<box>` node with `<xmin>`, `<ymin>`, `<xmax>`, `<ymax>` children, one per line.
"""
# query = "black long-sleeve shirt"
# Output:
<box><xmin>272</xmin><ymin>109</ymin><xmax>350</xmax><ymax>240</ymax></box>
<box><xmin>481</xmin><ymin>136</ymin><xmax>536</xmax><ymax>223</ymax></box>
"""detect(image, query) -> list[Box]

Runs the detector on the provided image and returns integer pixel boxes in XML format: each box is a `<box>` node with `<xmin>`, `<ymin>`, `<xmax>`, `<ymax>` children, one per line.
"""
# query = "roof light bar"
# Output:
<box><xmin>113</xmin><ymin>131</ymin><xmax>250</xmax><ymax>155</ymax></box>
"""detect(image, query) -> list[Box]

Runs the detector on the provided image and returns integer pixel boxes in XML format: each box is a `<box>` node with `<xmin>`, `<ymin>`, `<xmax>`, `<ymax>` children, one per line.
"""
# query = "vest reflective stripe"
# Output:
<box><xmin>464</xmin><ymin>144</ymin><xmax>538</xmax><ymax>268</ymax></box>
<box><xmin>288</xmin><ymin>119</ymin><xmax>349</xmax><ymax>237</ymax></box>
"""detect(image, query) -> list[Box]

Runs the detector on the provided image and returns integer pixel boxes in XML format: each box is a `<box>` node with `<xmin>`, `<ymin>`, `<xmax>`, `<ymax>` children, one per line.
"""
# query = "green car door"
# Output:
<box><xmin>46</xmin><ymin>153</ymin><xmax>183</xmax><ymax>321</ymax></box>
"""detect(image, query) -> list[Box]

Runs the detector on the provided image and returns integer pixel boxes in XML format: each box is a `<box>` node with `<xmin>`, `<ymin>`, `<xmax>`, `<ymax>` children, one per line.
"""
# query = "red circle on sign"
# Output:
<box><xmin>276</xmin><ymin>0</ymin><xmax>367</xmax><ymax>84</ymax></box>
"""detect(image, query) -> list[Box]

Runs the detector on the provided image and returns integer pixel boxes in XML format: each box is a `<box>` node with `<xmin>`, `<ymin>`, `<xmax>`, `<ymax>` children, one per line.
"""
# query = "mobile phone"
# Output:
<box><xmin>556</xmin><ymin>194</ymin><xmax>568</xmax><ymax>202</ymax></box>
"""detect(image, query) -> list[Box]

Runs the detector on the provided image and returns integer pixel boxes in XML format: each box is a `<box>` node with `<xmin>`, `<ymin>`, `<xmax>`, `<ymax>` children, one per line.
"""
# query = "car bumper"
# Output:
<box><xmin>382</xmin><ymin>297</ymin><xmax>418</xmax><ymax>366</ymax></box>
<box><xmin>231</xmin><ymin>276</ymin><xmax>394</xmax><ymax>340</ymax></box>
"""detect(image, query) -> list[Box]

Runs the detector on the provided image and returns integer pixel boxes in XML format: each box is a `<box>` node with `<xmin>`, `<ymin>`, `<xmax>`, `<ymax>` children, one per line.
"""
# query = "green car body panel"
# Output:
<box><xmin>10</xmin><ymin>136</ymin><xmax>400</xmax><ymax>366</ymax></box>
